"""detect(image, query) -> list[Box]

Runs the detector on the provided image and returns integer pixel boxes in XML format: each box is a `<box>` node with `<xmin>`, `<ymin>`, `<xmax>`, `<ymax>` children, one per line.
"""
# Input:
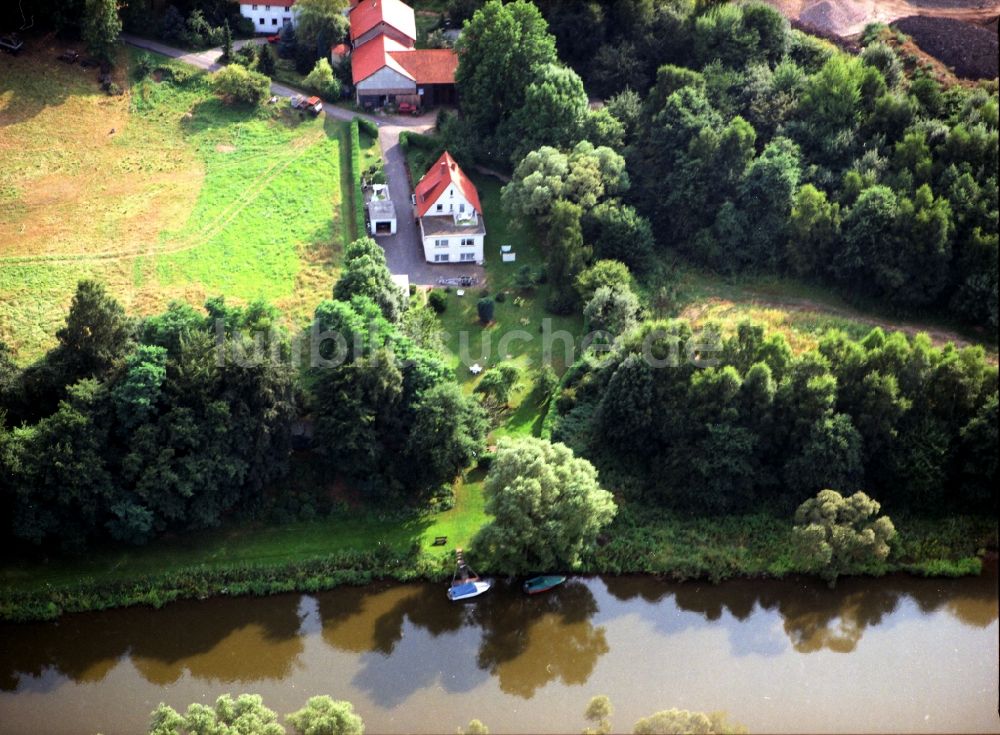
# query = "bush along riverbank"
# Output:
<box><xmin>1</xmin><ymin>512</ymin><xmax>994</xmax><ymax>623</ymax></box>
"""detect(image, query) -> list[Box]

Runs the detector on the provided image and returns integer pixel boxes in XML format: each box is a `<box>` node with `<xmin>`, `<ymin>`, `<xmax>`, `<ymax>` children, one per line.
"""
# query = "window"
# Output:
<box><xmin>461</xmin><ymin>238</ymin><xmax>476</xmax><ymax>247</ymax></box>
<box><xmin>459</xmin><ymin>204</ymin><xmax>465</xmax><ymax>213</ymax></box>
<box><xmin>252</xmin><ymin>4</ymin><xmax>258</xmax><ymax>9</ymax></box>
<box><xmin>436</xmin><ymin>204</ymin><xmax>443</xmax><ymax>213</ymax></box>
<box><xmin>434</xmin><ymin>239</ymin><xmax>449</xmax><ymax>248</ymax></box>
<box><xmin>449</xmin><ymin>188</ymin><xmax>454</xmax><ymax>197</ymax></box>
<box><xmin>259</xmin><ymin>17</ymin><xmax>265</xmax><ymax>24</ymax></box>
<box><xmin>434</xmin><ymin>253</ymin><xmax>450</xmax><ymax>262</ymax></box>
<box><xmin>265</xmin><ymin>4</ymin><xmax>271</xmax><ymax>9</ymax></box>
<box><xmin>460</xmin><ymin>252</ymin><xmax>476</xmax><ymax>262</ymax></box>
<box><xmin>283</xmin><ymin>16</ymin><xmax>290</xmax><ymax>23</ymax></box>
<box><xmin>272</xmin><ymin>17</ymin><xmax>278</xmax><ymax>24</ymax></box>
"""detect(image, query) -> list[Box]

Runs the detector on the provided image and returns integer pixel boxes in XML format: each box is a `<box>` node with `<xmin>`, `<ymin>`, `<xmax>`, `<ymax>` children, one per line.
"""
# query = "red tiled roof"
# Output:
<box><xmin>351</xmin><ymin>34</ymin><xmax>413</xmax><ymax>84</ymax></box>
<box><xmin>414</xmin><ymin>151</ymin><xmax>482</xmax><ymax>218</ymax></box>
<box><xmin>388</xmin><ymin>48</ymin><xmax>457</xmax><ymax>85</ymax></box>
<box><xmin>349</xmin><ymin>0</ymin><xmax>416</xmax><ymax>44</ymax></box>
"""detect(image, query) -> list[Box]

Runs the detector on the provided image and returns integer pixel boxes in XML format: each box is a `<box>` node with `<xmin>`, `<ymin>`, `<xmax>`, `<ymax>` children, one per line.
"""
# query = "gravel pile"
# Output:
<box><xmin>894</xmin><ymin>15</ymin><xmax>1000</xmax><ymax>79</ymax></box>
<box><xmin>799</xmin><ymin>0</ymin><xmax>869</xmax><ymax>35</ymax></box>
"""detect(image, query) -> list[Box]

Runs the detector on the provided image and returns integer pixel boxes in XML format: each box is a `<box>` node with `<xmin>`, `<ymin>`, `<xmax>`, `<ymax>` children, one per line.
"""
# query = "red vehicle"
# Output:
<box><xmin>266</xmin><ymin>34</ymin><xmax>281</xmax><ymax>43</ymax></box>
<box><xmin>397</xmin><ymin>101</ymin><xmax>418</xmax><ymax>116</ymax></box>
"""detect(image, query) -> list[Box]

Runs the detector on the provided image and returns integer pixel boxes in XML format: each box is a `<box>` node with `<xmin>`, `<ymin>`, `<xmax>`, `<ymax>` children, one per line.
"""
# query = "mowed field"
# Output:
<box><xmin>0</xmin><ymin>45</ymin><xmax>359</xmax><ymax>361</ymax></box>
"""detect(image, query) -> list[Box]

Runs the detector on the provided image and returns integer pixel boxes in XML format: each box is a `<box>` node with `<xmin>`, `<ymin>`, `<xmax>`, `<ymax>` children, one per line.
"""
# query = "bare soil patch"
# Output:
<box><xmin>893</xmin><ymin>15</ymin><xmax>999</xmax><ymax>78</ymax></box>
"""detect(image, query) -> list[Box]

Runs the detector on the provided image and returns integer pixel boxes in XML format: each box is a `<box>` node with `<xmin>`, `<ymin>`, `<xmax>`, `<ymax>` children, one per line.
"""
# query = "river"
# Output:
<box><xmin>1</xmin><ymin>566</ymin><xmax>997</xmax><ymax>734</ymax></box>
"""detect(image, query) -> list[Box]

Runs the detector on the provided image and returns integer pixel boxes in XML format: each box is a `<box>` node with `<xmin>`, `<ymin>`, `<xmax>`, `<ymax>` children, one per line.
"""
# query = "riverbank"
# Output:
<box><xmin>1</xmin><ymin>500</ymin><xmax>993</xmax><ymax>622</ymax></box>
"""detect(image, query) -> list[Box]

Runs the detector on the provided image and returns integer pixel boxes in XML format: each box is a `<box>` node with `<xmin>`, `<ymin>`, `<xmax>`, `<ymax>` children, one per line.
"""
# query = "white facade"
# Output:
<box><xmin>239</xmin><ymin>3</ymin><xmax>296</xmax><ymax>33</ymax></box>
<box><xmin>356</xmin><ymin>66</ymin><xmax>416</xmax><ymax>98</ymax></box>
<box><xmin>418</xmin><ymin>184</ymin><xmax>484</xmax><ymax>263</ymax></box>
<box><xmin>420</xmin><ymin>229</ymin><xmax>485</xmax><ymax>264</ymax></box>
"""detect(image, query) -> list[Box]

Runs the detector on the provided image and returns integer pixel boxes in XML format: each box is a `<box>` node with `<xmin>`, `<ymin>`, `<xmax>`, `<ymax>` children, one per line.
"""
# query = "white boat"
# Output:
<box><xmin>447</xmin><ymin>579</ymin><xmax>492</xmax><ymax>601</ymax></box>
<box><xmin>447</xmin><ymin>548</ymin><xmax>491</xmax><ymax>601</ymax></box>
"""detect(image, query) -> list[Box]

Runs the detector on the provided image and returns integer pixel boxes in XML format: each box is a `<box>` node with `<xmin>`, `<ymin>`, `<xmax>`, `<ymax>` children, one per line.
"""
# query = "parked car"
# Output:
<box><xmin>397</xmin><ymin>101</ymin><xmax>418</xmax><ymax>116</ymax></box>
<box><xmin>266</xmin><ymin>34</ymin><xmax>280</xmax><ymax>43</ymax></box>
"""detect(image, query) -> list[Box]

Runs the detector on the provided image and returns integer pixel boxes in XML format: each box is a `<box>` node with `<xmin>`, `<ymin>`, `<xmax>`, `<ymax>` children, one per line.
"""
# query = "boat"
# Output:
<box><xmin>522</xmin><ymin>575</ymin><xmax>567</xmax><ymax>595</ymax></box>
<box><xmin>447</xmin><ymin>548</ymin><xmax>491</xmax><ymax>601</ymax></box>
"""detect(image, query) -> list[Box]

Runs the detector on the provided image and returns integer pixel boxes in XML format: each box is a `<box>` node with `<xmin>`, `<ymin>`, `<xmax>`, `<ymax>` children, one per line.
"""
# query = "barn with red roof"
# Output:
<box><xmin>413</xmin><ymin>151</ymin><xmax>485</xmax><ymax>264</ymax></box>
<box><xmin>341</xmin><ymin>0</ymin><xmax>459</xmax><ymax>108</ymax></box>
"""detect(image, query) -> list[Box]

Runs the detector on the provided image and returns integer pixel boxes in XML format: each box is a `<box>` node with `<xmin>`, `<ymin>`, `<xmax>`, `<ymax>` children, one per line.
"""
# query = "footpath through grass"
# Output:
<box><xmin>0</xmin><ymin>47</ymin><xmax>353</xmax><ymax>361</ymax></box>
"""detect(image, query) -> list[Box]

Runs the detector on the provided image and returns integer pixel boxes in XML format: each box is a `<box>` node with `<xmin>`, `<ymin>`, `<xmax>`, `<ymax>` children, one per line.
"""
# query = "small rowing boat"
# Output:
<box><xmin>447</xmin><ymin>548</ymin><xmax>491</xmax><ymax>601</ymax></box>
<box><xmin>522</xmin><ymin>575</ymin><xmax>566</xmax><ymax>595</ymax></box>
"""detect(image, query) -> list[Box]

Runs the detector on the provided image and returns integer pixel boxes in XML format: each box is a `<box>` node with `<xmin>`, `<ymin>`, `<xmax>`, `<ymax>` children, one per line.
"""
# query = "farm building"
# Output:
<box><xmin>238</xmin><ymin>0</ymin><xmax>296</xmax><ymax>33</ymax></box>
<box><xmin>413</xmin><ymin>151</ymin><xmax>484</xmax><ymax>264</ymax></box>
<box><xmin>343</xmin><ymin>0</ymin><xmax>458</xmax><ymax>108</ymax></box>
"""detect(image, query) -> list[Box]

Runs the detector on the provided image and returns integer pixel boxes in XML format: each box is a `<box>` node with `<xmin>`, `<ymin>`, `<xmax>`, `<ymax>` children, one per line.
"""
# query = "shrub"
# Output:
<box><xmin>211</xmin><ymin>64</ymin><xmax>270</xmax><ymax>106</ymax></box>
<box><xmin>477</xmin><ymin>297</ymin><xmax>494</xmax><ymax>324</ymax></box>
<box><xmin>427</xmin><ymin>290</ymin><xmax>447</xmax><ymax>313</ymax></box>
<box><xmin>357</xmin><ymin>116</ymin><xmax>380</xmax><ymax>138</ymax></box>
<box><xmin>233</xmin><ymin>43</ymin><xmax>258</xmax><ymax>68</ymax></box>
<box><xmin>134</xmin><ymin>52</ymin><xmax>153</xmax><ymax>81</ymax></box>
<box><xmin>495</xmin><ymin>291</ymin><xmax>506</xmax><ymax>303</ymax></box>
<box><xmin>303</xmin><ymin>58</ymin><xmax>342</xmax><ymax>101</ymax></box>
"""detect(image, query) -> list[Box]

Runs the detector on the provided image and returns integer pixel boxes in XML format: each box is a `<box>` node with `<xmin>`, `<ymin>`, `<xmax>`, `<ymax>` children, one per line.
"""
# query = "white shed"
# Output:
<box><xmin>366</xmin><ymin>184</ymin><xmax>396</xmax><ymax>236</ymax></box>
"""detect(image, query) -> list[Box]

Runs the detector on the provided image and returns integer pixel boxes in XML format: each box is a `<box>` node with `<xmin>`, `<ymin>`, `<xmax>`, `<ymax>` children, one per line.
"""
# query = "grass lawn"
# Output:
<box><xmin>0</xmin><ymin>467</ymin><xmax>489</xmax><ymax>594</ymax></box>
<box><xmin>0</xmin><ymin>46</ymin><xmax>353</xmax><ymax>362</ymax></box>
<box><xmin>428</xmin><ymin>174</ymin><xmax>584</xmax><ymax>439</ymax></box>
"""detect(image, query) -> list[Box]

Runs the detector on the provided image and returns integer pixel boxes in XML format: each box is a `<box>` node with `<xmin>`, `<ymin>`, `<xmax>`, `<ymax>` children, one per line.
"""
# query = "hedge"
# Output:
<box><xmin>350</xmin><ymin>118</ymin><xmax>366</xmax><ymax>238</ymax></box>
<box><xmin>356</xmin><ymin>116</ymin><xmax>379</xmax><ymax>138</ymax></box>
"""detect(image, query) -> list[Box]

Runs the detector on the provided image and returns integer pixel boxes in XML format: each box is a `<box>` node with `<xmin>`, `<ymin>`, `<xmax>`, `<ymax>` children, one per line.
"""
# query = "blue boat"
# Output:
<box><xmin>523</xmin><ymin>575</ymin><xmax>566</xmax><ymax>595</ymax></box>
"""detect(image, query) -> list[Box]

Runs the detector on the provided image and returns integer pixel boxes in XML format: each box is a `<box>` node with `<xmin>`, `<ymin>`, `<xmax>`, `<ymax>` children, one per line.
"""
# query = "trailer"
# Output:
<box><xmin>289</xmin><ymin>94</ymin><xmax>323</xmax><ymax>116</ymax></box>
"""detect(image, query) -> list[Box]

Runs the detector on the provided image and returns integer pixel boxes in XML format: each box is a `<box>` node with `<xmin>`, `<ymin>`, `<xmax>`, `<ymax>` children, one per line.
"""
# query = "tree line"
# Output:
<box><xmin>548</xmin><ymin>318</ymin><xmax>997</xmax><ymax>516</ymax></box>
<box><xmin>444</xmin><ymin>0</ymin><xmax>998</xmax><ymax>331</ymax></box>
<box><xmin>0</xmin><ymin>240</ymin><xmax>486</xmax><ymax>551</ymax></box>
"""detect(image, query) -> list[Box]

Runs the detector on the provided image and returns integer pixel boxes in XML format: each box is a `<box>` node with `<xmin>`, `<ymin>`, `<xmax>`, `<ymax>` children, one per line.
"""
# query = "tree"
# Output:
<box><xmin>632</xmin><ymin>708</ymin><xmax>746</xmax><ymax>735</ymax></box>
<box><xmin>582</xmin><ymin>201</ymin><xmax>654</xmax><ymax>272</ymax></box>
<box><xmin>474</xmin><ymin>363</ymin><xmax>519</xmax><ymax>407</ymax></box>
<box><xmin>477</xmin><ymin>297</ymin><xmax>495</xmax><ymax>325</ymax></box>
<box><xmin>303</xmin><ymin>58</ymin><xmax>342</xmax><ymax>100</ymax></box>
<box><xmin>786</xmin><ymin>184</ymin><xmax>840</xmax><ymax>277</ymax></box>
<box><xmin>53</xmin><ymin>279</ymin><xmax>133</xmax><ymax>390</ymax></box>
<box><xmin>278</xmin><ymin>20</ymin><xmax>297</xmax><ymax>59</ymax></box>
<box><xmin>221</xmin><ymin>18</ymin><xmax>233</xmax><ymax>62</ymax></box>
<box><xmin>472</xmin><ymin>437</ymin><xmax>616</xmax><ymax>573</ymax></box>
<box><xmin>454</xmin><ymin>0</ymin><xmax>558</xmax><ymax>159</ymax></box>
<box><xmin>792</xmin><ymin>489</ymin><xmax>896</xmax><ymax>581</ymax></box>
<box><xmin>405</xmin><ymin>382</ymin><xmax>487</xmax><ymax>487</ymax></box>
<box><xmin>458</xmin><ymin>721</ymin><xmax>489</xmax><ymax>735</ymax></box>
<box><xmin>149</xmin><ymin>694</ymin><xmax>286</xmax><ymax>735</ymax></box>
<box><xmin>286</xmin><ymin>696</ymin><xmax>364</xmax><ymax>735</ymax></box>
<box><xmin>584</xmin><ymin>695</ymin><xmax>613</xmax><ymax>735</ymax></box>
<box><xmin>505</xmin><ymin>63</ymin><xmax>589</xmax><ymax>162</ymax></box>
<box><xmin>544</xmin><ymin>200</ymin><xmax>589</xmax><ymax>313</ymax></box>
<box><xmin>575</xmin><ymin>260</ymin><xmax>634</xmax><ymax>303</ymax></box>
<box><xmin>82</xmin><ymin>0</ymin><xmax>122</xmax><ymax>64</ymax></box>
<box><xmin>257</xmin><ymin>43</ymin><xmax>277</xmax><ymax>77</ymax></box>
<box><xmin>583</xmin><ymin>286</ymin><xmax>641</xmax><ymax>336</ymax></box>
<box><xmin>295</xmin><ymin>0</ymin><xmax>350</xmax><ymax>55</ymax></box>
<box><xmin>501</xmin><ymin>142</ymin><xmax>629</xmax><ymax>221</ymax></box>
<box><xmin>211</xmin><ymin>64</ymin><xmax>271</xmax><ymax>106</ymax></box>
<box><xmin>333</xmin><ymin>238</ymin><xmax>408</xmax><ymax>323</ymax></box>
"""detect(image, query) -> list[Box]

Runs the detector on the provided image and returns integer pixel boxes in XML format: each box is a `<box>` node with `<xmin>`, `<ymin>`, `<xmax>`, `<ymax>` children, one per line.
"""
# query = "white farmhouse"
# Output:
<box><xmin>238</xmin><ymin>0</ymin><xmax>296</xmax><ymax>34</ymax></box>
<box><xmin>413</xmin><ymin>152</ymin><xmax>485</xmax><ymax>264</ymax></box>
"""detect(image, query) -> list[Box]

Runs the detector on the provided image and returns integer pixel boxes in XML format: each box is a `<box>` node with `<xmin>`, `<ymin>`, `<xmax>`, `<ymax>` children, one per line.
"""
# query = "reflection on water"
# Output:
<box><xmin>0</xmin><ymin>565</ymin><xmax>996</xmax><ymax>734</ymax></box>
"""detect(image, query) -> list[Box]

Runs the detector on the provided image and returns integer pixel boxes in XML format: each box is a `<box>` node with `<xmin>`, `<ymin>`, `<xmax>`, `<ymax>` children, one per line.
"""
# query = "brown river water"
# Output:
<box><xmin>1</xmin><ymin>566</ymin><xmax>997</xmax><ymax>734</ymax></box>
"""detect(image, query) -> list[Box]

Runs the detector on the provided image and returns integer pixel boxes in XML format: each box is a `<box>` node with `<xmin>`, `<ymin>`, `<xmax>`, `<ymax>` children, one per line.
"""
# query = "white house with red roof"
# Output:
<box><xmin>413</xmin><ymin>152</ymin><xmax>485</xmax><ymax>264</ymax></box>
<box><xmin>342</xmin><ymin>0</ymin><xmax>459</xmax><ymax>107</ymax></box>
<box><xmin>238</xmin><ymin>0</ymin><xmax>296</xmax><ymax>34</ymax></box>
